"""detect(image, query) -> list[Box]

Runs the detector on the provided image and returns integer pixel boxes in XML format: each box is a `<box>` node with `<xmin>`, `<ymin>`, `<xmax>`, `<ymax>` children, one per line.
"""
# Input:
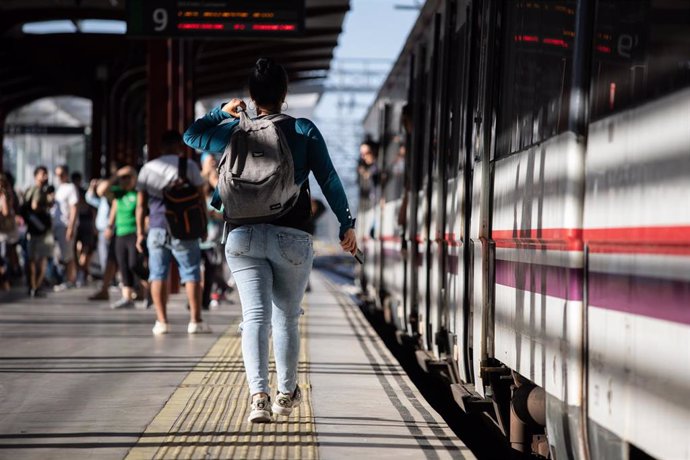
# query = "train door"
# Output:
<box><xmin>379</xmin><ymin>101</ymin><xmax>408</xmax><ymax>331</ymax></box>
<box><xmin>427</xmin><ymin>3</ymin><xmax>456</xmax><ymax>361</ymax></box>
<box><xmin>489</xmin><ymin>0</ymin><xmax>591</xmax><ymax>457</ymax></box>
<box><xmin>444</xmin><ymin>0</ymin><xmax>474</xmax><ymax>384</ymax></box>
<box><xmin>405</xmin><ymin>43</ymin><xmax>427</xmax><ymax>342</ymax></box>
<box><xmin>399</xmin><ymin>58</ymin><xmax>414</xmax><ymax>337</ymax></box>
<box><xmin>420</xmin><ymin>12</ymin><xmax>442</xmax><ymax>352</ymax></box>
<box><xmin>373</xmin><ymin>103</ymin><xmax>392</xmax><ymax>310</ymax></box>
<box><xmin>467</xmin><ymin>0</ymin><xmax>499</xmax><ymax>401</ymax></box>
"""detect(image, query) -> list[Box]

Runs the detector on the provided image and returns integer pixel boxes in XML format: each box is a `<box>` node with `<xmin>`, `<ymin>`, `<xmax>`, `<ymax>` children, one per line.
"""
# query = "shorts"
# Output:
<box><xmin>54</xmin><ymin>226</ymin><xmax>75</xmax><ymax>263</ymax></box>
<box><xmin>147</xmin><ymin>227</ymin><xmax>201</xmax><ymax>283</ymax></box>
<box><xmin>76</xmin><ymin>228</ymin><xmax>97</xmax><ymax>254</ymax></box>
<box><xmin>28</xmin><ymin>232</ymin><xmax>54</xmax><ymax>261</ymax></box>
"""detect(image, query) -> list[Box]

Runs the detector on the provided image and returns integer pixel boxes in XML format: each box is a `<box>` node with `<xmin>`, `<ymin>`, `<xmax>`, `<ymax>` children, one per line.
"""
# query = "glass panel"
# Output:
<box><xmin>590</xmin><ymin>0</ymin><xmax>690</xmax><ymax>120</ymax></box>
<box><xmin>496</xmin><ymin>1</ymin><xmax>577</xmax><ymax>157</ymax></box>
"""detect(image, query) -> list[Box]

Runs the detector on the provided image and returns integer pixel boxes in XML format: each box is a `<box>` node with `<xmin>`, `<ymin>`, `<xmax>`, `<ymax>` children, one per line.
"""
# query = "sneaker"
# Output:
<box><xmin>248</xmin><ymin>395</ymin><xmax>272</xmax><ymax>423</ymax></box>
<box><xmin>272</xmin><ymin>386</ymin><xmax>302</xmax><ymax>416</ymax></box>
<box><xmin>152</xmin><ymin>321</ymin><xmax>170</xmax><ymax>335</ymax></box>
<box><xmin>187</xmin><ymin>321</ymin><xmax>212</xmax><ymax>334</ymax></box>
<box><xmin>88</xmin><ymin>290</ymin><xmax>109</xmax><ymax>301</ymax></box>
<box><xmin>54</xmin><ymin>282</ymin><xmax>76</xmax><ymax>292</ymax></box>
<box><xmin>111</xmin><ymin>298</ymin><xmax>134</xmax><ymax>309</ymax></box>
<box><xmin>209</xmin><ymin>299</ymin><xmax>220</xmax><ymax>310</ymax></box>
<box><xmin>139</xmin><ymin>298</ymin><xmax>153</xmax><ymax>310</ymax></box>
<box><xmin>29</xmin><ymin>288</ymin><xmax>46</xmax><ymax>298</ymax></box>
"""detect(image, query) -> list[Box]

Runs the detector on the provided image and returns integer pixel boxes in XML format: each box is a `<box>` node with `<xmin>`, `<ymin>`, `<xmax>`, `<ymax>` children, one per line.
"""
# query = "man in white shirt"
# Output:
<box><xmin>136</xmin><ymin>130</ymin><xmax>210</xmax><ymax>335</ymax></box>
<box><xmin>53</xmin><ymin>165</ymin><xmax>79</xmax><ymax>288</ymax></box>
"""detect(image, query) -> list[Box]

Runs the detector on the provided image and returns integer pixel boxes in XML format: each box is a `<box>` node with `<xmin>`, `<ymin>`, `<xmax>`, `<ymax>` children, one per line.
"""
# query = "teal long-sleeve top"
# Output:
<box><xmin>183</xmin><ymin>104</ymin><xmax>355</xmax><ymax>238</ymax></box>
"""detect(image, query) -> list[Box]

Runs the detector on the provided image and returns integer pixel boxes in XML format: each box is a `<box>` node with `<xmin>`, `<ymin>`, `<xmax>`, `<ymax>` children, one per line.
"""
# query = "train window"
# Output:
<box><xmin>495</xmin><ymin>1</ymin><xmax>577</xmax><ymax>157</ymax></box>
<box><xmin>383</xmin><ymin>141</ymin><xmax>406</xmax><ymax>202</ymax></box>
<box><xmin>590</xmin><ymin>1</ymin><xmax>690</xmax><ymax>120</ymax></box>
<box><xmin>411</xmin><ymin>46</ymin><xmax>428</xmax><ymax>193</ymax></box>
<box><xmin>447</xmin><ymin>22</ymin><xmax>468</xmax><ymax>176</ymax></box>
<box><xmin>382</xmin><ymin>104</ymin><xmax>406</xmax><ymax>202</ymax></box>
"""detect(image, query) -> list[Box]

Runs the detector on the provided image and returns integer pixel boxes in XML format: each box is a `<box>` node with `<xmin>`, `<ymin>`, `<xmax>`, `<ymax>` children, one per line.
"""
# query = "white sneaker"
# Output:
<box><xmin>248</xmin><ymin>396</ymin><xmax>272</xmax><ymax>423</ymax></box>
<box><xmin>152</xmin><ymin>321</ymin><xmax>170</xmax><ymax>335</ymax></box>
<box><xmin>272</xmin><ymin>386</ymin><xmax>302</xmax><ymax>416</ymax></box>
<box><xmin>187</xmin><ymin>321</ymin><xmax>212</xmax><ymax>334</ymax></box>
<box><xmin>111</xmin><ymin>298</ymin><xmax>134</xmax><ymax>309</ymax></box>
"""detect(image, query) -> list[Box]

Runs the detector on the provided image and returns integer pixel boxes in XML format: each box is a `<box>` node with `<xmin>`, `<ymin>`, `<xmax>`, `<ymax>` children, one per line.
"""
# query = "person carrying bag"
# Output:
<box><xmin>136</xmin><ymin>131</ymin><xmax>212</xmax><ymax>335</ymax></box>
<box><xmin>184</xmin><ymin>57</ymin><xmax>359</xmax><ymax>423</ymax></box>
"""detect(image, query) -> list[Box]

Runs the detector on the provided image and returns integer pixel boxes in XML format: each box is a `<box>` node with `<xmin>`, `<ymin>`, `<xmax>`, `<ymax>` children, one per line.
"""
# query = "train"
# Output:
<box><xmin>354</xmin><ymin>0</ymin><xmax>690</xmax><ymax>458</ymax></box>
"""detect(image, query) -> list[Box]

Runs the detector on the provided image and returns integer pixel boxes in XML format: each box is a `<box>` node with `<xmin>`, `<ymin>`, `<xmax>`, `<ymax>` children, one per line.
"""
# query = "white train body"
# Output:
<box><xmin>357</xmin><ymin>1</ymin><xmax>690</xmax><ymax>458</ymax></box>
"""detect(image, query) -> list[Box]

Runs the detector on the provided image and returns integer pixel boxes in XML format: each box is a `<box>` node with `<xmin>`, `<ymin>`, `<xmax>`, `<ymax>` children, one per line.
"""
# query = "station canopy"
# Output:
<box><xmin>0</xmin><ymin>0</ymin><xmax>350</xmax><ymax>113</ymax></box>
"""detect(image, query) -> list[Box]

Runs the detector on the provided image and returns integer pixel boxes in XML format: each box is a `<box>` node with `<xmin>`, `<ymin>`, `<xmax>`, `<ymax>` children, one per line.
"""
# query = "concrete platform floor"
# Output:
<box><xmin>0</xmin><ymin>271</ymin><xmax>474</xmax><ymax>459</ymax></box>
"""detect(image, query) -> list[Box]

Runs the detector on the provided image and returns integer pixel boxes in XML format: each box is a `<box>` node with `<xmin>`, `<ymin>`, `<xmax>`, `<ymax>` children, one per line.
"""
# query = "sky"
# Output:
<box><xmin>308</xmin><ymin>0</ymin><xmax>419</xmax><ymax>238</ymax></box>
<box><xmin>316</xmin><ymin>0</ymin><xmax>419</xmax><ymax>119</ymax></box>
<box><xmin>334</xmin><ymin>0</ymin><xmax>419</xmax><ymax>60</ymax></box>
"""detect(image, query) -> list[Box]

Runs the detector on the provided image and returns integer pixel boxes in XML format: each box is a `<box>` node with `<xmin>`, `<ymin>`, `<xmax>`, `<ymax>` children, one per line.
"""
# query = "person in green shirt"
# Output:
<box><xmin>99</xmin><ymin>166</ymin><xmax>148</xmax><ymax>309</ymax></box>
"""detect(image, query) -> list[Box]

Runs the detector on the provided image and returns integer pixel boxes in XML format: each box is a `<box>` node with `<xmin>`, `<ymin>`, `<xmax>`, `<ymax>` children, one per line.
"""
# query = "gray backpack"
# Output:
<box><xmin>217</xmin><ymin>110</ymin><xmax>301</xmax><ymax>225</ymax></box>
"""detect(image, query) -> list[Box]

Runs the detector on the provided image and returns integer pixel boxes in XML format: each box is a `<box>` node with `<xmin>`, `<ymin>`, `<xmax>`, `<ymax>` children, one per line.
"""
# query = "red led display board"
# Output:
<box><xmin>127</xmin><ymin>0</ymin><xmax>305</xmax><ymax>38</ymax></box>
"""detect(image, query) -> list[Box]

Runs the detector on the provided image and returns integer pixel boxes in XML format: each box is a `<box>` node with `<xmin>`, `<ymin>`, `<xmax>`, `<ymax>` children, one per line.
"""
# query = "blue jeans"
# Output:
<box><xmin>225</xmin><ymin>224</ymin><xmax>313</xmax><ymax>395</ymax></box>
<box><xmin>147</xmin><ymin>227</ymin><xmax>201</xmax><ymax>283</ymax></box>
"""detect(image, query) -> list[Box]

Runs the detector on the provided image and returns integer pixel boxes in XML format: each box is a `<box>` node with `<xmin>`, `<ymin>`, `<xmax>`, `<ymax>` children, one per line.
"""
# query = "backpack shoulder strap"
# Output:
<box><xmin>178</xmin><ymin>155</ymin><xmax>188</xmax><ymax>182</ymax></box>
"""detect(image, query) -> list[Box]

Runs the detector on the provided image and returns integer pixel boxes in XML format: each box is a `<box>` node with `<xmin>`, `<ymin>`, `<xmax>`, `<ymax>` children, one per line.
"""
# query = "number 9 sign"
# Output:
<box><xmin>153</xmin><ymin>8</ymin><xmax>168</xmax><ymax>32</ymax></box>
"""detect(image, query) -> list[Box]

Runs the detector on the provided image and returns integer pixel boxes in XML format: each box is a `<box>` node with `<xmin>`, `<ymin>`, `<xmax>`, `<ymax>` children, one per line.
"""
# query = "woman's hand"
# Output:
<box><xmin>222</xmin><ymin>99</ymin><xmax>247</xmax><ymax>118</ymax></box>
<box><xmin>340</xmin><ymin>228</ymin><xmax>357</xmax><ymax>255</ymax></box>
<box><xmin>135</xmin><ymin>233</ymin><xmax>146</xmax><ymax>254</ymax></box>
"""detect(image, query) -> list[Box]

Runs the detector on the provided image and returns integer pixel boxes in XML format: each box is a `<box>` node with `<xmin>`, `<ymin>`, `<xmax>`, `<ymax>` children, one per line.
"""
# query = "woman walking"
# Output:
<box><xmin>99</xmin><ymin>166</ymin><xmax>148</xmax><ymax>309</ymax></box>
<box><xmin>184</xmin><ymin>58</ymin><xmax>358</xmax><ymax>423</ymax></box>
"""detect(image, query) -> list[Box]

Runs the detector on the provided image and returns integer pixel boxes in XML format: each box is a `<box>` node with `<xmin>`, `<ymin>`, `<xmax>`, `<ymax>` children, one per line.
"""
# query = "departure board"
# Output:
<box><xmin>127</xmin><ymin>0</ymin><xmax>306</xmax><ymax>37</ymax></box>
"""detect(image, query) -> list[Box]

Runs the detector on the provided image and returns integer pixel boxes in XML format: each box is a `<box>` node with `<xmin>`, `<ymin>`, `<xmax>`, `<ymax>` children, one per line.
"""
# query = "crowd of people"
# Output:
<box><xmin>0</xmin><ymin>131</ymin><xmax>233</xmax><ymax>331</ymax></box>
<box><xmin>2</xmin><ymin>58</ymin><xmax>359</xmax><ymax>423</ymax></box>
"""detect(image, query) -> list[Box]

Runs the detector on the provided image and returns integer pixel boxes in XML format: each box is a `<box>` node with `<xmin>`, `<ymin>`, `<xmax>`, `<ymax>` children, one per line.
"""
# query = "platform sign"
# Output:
<box><xmin>127</xmin><ymin>0</ymin><xmax>305</xmax><ymax>38</ymax></box>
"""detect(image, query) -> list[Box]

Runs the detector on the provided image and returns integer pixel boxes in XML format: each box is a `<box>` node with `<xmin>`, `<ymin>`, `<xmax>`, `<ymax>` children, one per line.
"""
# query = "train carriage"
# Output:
<box><xmin>357</xmin><ymin>0</ymin><xmax>690</xmax><ymax>458</ymax></box>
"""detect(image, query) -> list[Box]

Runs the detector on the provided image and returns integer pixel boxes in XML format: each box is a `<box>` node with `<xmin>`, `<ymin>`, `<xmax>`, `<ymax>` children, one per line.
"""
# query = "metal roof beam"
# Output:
<box><xmin>197</xmin><ymin>40</ymin><xmax>338</xmax><ymax>61</ymax></box>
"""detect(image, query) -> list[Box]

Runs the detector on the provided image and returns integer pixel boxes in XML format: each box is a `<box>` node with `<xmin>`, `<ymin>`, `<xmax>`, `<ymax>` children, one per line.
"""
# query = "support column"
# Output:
<box><xmin>147</xmin><ymin>39</ymin><xmax>195</xmax><ymax>159</ymax></box>
<box><xmin>183</xmin><ymin>40</ymin><xmax>196</xmax><ymax>161</ymax></box>
<box><xmin>91</xmin><ymin>83</ymin><xmax>106</xmax><ymax>177</ymax></box>
<box><xmin>0</xmin><ymin>108</ymin><xmax>5</xmax><ymax>172</ymax></box>
<box><xmin>179</xmin><ymin>40</ymin><xmax>196</xmax><ymax>136</ymax></box>
<box><xmin>147</xmin><ymin>40</ymin><xmax>168</xmax><ymax>160</ymax></box>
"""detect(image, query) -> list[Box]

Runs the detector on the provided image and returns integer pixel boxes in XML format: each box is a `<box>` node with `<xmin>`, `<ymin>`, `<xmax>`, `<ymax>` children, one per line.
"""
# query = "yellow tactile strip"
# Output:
<box><xmin>125</xmin><ymin>305</ymin><xmax>318</xmax><ymax>460</ymax></box>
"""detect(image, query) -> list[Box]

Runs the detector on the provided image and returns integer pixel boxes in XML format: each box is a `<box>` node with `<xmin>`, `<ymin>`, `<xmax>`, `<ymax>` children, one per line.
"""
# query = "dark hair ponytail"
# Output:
<box><xmin>248</xmin><ymin>58</ymin><xmax>288</xmax><ymax>109</ymax></box>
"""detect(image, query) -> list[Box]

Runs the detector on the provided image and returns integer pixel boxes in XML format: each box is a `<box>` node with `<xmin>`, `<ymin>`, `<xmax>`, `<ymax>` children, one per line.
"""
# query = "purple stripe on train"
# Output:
<box><xmin>589</xmin><ymin>272</ymin><xmax>690</xmax><ymax>326</ymax></box>
<box><xmin>495</xmin><ymin>259</ymin><xmax>690</xmax><ymax>326</ymax></box>
<box><xmin>495</xmin><ymin>260</ymin><xmax>584</xmax><ymax>301</ymax></box>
